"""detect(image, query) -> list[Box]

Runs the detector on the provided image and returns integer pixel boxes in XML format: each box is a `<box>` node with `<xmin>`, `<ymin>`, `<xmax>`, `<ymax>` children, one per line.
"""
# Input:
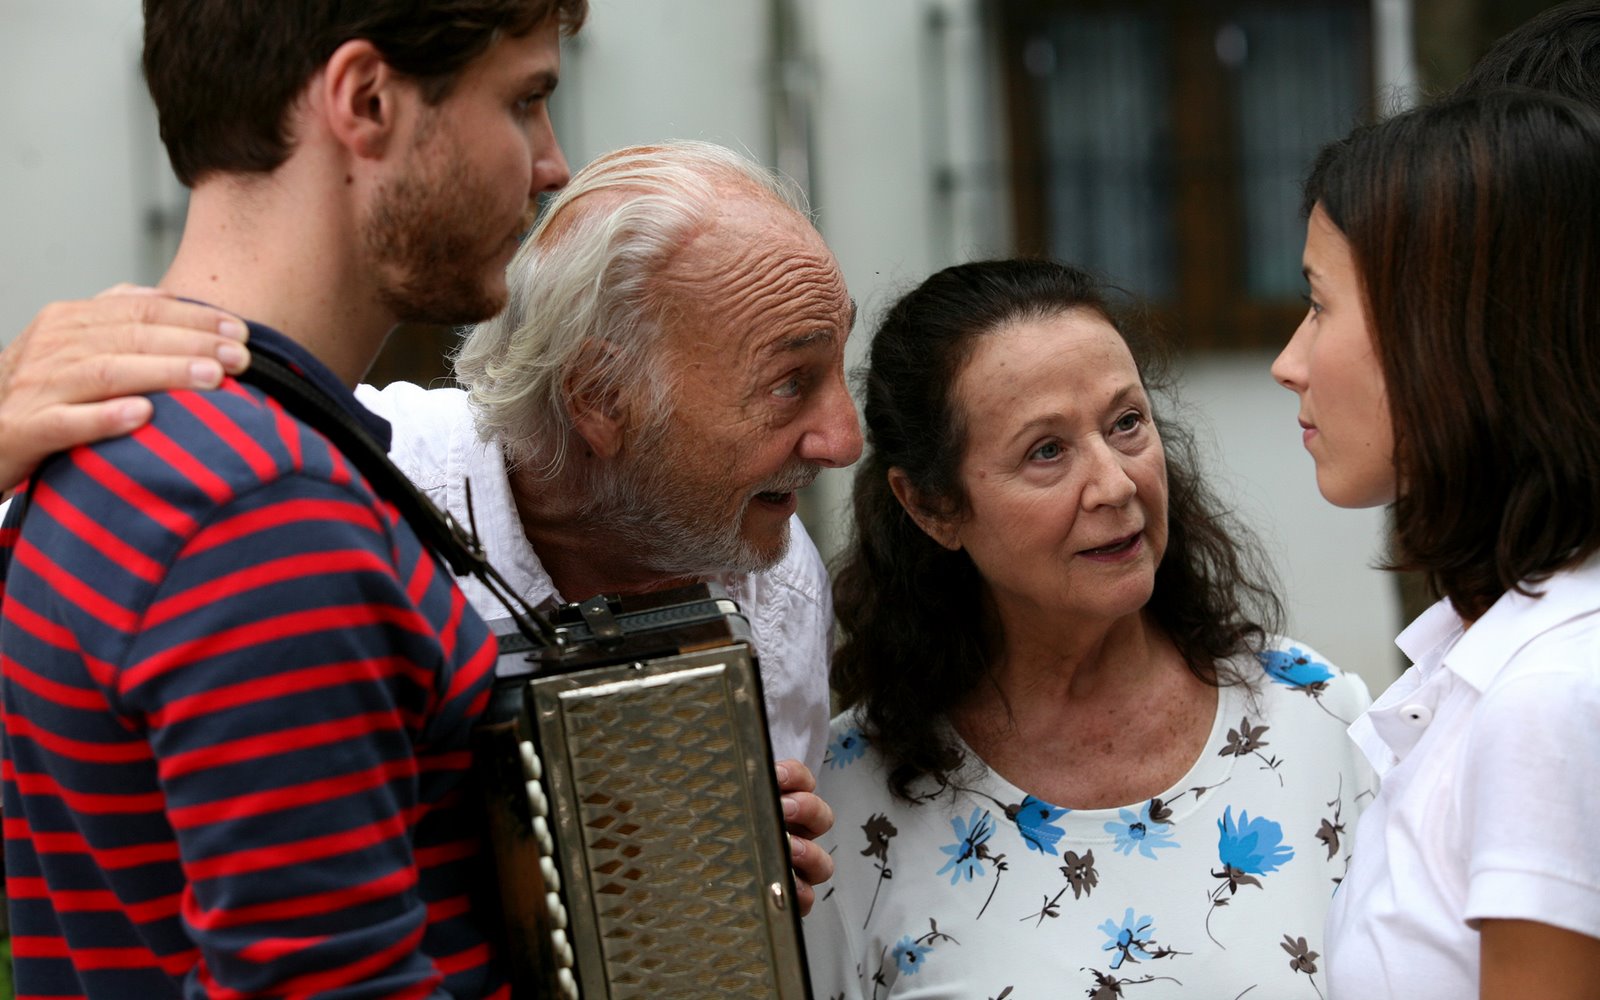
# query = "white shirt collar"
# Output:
<box><xmin>1437</xmin><ymin>553</ymin><xmax>1600</xmax><ymax>692</ymax></box>
<box><xmin>1393</xmin><ymin>597</ymin><xmax>1465</xmax><ymax>679</ymax></box>
<box><xmin>1348</xmin><ymin>602</ymin><xmax>1463</xmax><ymax>775</ymax></box>
<box><xmin>1351</xmin><ymin>554</ymin><xmax>1600</xmax><ymax>775</ymax></box>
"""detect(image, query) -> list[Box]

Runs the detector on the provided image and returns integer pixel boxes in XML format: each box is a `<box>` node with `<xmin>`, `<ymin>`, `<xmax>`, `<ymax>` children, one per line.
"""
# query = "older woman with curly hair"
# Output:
<box><xmin>804</xmin><ymin>258</ymin><xmax>1373</xmax><ymax>999</ymax></box>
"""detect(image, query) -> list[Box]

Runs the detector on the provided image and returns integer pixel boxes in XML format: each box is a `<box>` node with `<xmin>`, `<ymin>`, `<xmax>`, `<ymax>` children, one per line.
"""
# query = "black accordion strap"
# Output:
<box><xmin>238</xmin><ymin>355</ymin><xmax>560</xmax><ymax>648</ymax></box>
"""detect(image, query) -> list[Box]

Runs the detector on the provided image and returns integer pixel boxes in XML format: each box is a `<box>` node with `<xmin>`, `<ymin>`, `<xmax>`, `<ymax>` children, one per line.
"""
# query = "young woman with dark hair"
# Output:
<box><xmin>806</xmin><ymin>258</ymin><xmax>1374</xmax><ymax>999</ymax></box>
<box><xmin>1273</xmin><ymin>89</ymin><xmax>1600</xmax><ymax>998</ymax></box>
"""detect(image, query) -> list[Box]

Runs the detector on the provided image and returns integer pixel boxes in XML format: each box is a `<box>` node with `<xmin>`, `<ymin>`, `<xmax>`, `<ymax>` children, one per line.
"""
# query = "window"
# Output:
<box><xmin>1000</xmin><ymin>0</ymin><xmax>1371</xmax><ymax>348</ymax></box>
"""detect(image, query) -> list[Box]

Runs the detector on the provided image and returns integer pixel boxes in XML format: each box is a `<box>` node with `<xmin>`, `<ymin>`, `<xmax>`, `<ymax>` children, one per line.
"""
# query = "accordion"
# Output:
<box><xmin>473</xmin><ymin>584</ymin><xmax>814</xmax><ymax>999</ymax></box>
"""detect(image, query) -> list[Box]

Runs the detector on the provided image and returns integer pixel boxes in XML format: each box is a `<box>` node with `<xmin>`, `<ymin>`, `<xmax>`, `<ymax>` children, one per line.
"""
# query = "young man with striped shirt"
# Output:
<box><xmin>0</xmin><ymin>1</ymin><xmax>583</xmax><ymax>996</ymax></box>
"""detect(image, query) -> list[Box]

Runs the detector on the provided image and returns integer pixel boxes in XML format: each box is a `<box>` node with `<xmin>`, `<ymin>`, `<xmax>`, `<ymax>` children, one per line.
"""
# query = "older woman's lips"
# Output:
<box><xmin>1080</xmin><ymin>532</ymin><xmax>1142</xmax><ymax>562</ymax></box>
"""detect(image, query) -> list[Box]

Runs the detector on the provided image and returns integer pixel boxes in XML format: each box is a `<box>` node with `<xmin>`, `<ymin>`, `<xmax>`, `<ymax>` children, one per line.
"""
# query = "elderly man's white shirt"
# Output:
<box><xmin>1325</xmin><ymin>556</ymin><xmax>1600</xmax><ymax>998</ymax></box>
<box><xmin>356</xmin><ymin>381</ymin><xmax>834</xmax><ymax>774</ymax></box>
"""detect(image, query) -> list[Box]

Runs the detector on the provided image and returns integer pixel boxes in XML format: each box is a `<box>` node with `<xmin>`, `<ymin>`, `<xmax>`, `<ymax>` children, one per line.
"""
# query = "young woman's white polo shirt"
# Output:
<box><xmin>1325</xmin><ymin>557</ymin><xmax>1600</xmax><ymax>998</ymax></box>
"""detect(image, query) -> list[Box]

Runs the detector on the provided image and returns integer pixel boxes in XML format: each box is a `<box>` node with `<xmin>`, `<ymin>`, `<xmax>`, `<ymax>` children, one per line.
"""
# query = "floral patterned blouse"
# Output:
<box><xmin>804</xmin><ymin>640</ymin><xmax>1376</xmax><ymax>1000</ymax></box>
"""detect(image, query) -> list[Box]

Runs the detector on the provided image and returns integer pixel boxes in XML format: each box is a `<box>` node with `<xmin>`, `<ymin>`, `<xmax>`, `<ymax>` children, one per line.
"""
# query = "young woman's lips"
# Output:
<box><xmin>1299</xmin><ymin>420</ymin><xmax>1318</xmax><ymax>447</ymax></box>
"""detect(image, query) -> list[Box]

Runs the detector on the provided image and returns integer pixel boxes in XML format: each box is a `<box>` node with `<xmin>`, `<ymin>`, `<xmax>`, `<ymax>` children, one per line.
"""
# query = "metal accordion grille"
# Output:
<box><xmin>535</xmin><ymin>654</ymin><xmax>806</xmax><ymax>998</ymax></box>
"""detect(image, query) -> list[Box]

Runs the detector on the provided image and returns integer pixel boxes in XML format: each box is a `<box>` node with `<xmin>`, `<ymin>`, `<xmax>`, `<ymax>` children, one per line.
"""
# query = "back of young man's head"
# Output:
<box><xmin>143</xmin><ymin>0</ymin><xmax>587</xmax><ymax>188</ymax></box>
<box><xmin>1453</xmin><ymin>0</ymin><xmax>1600</xmax><ymax>108</ymax></box>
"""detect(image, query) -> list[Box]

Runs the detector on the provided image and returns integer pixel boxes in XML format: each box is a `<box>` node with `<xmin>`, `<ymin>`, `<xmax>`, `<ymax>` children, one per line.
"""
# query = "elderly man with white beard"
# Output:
<box><xmin>362</xmin><ymin>139</ymin><xmax>862</xmax><ymax>779</ymax></box>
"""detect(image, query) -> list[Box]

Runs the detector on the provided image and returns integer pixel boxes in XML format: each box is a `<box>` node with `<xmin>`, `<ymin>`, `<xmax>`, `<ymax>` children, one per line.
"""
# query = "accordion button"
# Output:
<box><xmin>557</xmin><ymin>967</ymin><xmax>578</xmax><ymax>998</ymax></box>
<box><xmin>551</xmin><ymin>930</ymin><xmax>574</xmax><ymax>968</ymax></box>
<box><xmin>541</xmin><ymin>856</ymin><xmax>561</xmax><ymax>891</ymax></box>
<box><xmin>532</xmin><ymin>815</ymin><xmax>552</xmax><ymax>852</ymax></box>
<box><xmin>518</xmin><ymin>740</ymin><xmax>542</xmax><ymax>781</ymax></box>
<box><xmin>526</xmin><ymin>780</ymin><xmax>548</xmax><ymax>817</ymax></box>
<box><xmin>547</xmin><ymin>892</ymin><xmax>568</xmax><ymax>929</ymax></box>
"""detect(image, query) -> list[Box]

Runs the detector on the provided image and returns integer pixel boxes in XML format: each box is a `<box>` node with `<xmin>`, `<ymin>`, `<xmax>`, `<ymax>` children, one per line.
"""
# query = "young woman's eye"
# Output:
<box><xmin>1301</xmin><ymin>291</ymin><xmax>1324</xmax><ymax>317</ymax></box>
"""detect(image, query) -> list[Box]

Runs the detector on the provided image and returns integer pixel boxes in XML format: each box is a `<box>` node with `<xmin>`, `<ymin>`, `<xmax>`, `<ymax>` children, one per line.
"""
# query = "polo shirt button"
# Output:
<box><xmin>1399</xmin><ymin>703</ymin><xmax>1433</xmax><ymax>727</ymax></box>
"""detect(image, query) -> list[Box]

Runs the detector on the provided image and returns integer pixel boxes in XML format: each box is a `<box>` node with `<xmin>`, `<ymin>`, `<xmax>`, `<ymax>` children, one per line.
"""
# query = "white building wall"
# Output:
<box><xmin>1</xmin><ymin>0</ymin><xmax>174</xmax><ymax>340</ymax></box>
<box><xmin>553</xmin><ymin>0</ymin><xmax>772</xmax><ymax>166</ymax></box>
<box><xmin>804</xmin><ymin>0</ymin><xmax>945</xmax><ymax>544</ymax></box>
<box><xmin>0</xmin><ymin>0</ymin><xmax>1403</xmax><ymax>692</ymax></box>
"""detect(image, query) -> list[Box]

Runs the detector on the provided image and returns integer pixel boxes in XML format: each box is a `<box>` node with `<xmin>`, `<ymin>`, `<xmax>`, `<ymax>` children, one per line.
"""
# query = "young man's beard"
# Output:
<box><xmin>364</xmin><ymin>128</ymin><xmax>523</xmax><ymax>328</ymax></box>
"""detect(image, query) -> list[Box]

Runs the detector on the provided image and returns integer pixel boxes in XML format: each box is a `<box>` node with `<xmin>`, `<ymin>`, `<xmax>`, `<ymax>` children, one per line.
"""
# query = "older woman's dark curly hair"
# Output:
<box><xmin>831</xmin><ymin>258</ymin><xmax>1282</xmax><ymax>800</ymax></box>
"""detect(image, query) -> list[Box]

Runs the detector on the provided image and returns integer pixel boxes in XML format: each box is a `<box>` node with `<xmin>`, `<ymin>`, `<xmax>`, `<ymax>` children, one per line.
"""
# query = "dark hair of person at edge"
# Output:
<box><xmin>1449</xmin><ymin>0</ymin><xmax>1600</xmax><ymax>106</ymax></box>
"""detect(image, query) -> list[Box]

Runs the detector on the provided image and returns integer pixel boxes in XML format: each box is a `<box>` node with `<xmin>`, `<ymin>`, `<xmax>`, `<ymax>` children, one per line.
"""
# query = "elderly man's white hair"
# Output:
<box><xmin>452</xmin><ymin>139</ymin><xmax>810</xmax><ymax>477</ymax></box>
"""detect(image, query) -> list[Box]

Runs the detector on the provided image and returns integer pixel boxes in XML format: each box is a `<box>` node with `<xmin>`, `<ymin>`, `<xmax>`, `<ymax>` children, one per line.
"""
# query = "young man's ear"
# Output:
<box><xmin>888</xmin><ymin>468</ymin><xmax>961</xmax><ymax>550</ymax></box>
<box><xmin>564</xmin><ymin>341</ymin><xmax>629</xmax><ymax>460</ymax></box>
<box><xmin>318</xmin><ymin>38</ymin><xmax>413</xmax><ymax>160</ymax></box>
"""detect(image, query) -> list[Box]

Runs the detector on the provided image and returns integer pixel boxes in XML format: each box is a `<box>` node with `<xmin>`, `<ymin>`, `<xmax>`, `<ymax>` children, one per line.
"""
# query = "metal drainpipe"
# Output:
<box><xmin>1373</xmin><ymin>0</ymin><xmax>1421</xmax><ymax>113</ymax></box>
<box><xmin>768</xmin><ymin>0</ymin><xmax>818</xmax><ymax>208</ymax></box>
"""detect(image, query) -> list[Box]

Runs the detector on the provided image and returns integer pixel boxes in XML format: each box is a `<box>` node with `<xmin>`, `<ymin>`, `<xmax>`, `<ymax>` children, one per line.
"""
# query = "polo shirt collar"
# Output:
<box><xmin>1394</xmin><ymin>596</ymin><xmax>1465</xmax><ymax>675</ymax></box>
<box><xmin>1432</xmin><ymin>552</ymin><xmax>1600</xmax><ymax>693</ymax></box>
<box><xmin>1349</xmin><ymin>601</ymin><xmax>1464</xmax><ymax>774</ymax></box>
<box><xmin>1356</xmin><ymin>557</ymin><xmax>1600</xmax><ymax>775</ymax></box>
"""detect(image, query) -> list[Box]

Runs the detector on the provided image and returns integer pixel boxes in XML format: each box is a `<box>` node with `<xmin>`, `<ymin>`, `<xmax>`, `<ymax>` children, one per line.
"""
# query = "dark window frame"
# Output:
<box><xmin>999</xmin><ymin>0</ymin><xmax>1373</xmax><ymax>351</ymax></box>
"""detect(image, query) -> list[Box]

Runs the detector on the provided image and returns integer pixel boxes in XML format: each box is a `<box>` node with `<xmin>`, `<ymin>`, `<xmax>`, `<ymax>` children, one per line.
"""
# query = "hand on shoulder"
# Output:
<box><xmin>0</xmin><ymin>285</ymin><xmax>249</xmax><ymax>492</ymax></box>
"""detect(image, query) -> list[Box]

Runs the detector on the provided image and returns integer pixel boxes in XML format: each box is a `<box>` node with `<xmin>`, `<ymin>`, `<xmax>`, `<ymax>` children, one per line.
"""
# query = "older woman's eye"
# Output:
<box><xmin>1029</xmin><ymin>440</ymin><xmax>1062</xmax><ymax>462</ymax></box>
<box><xmin>1113</xmin><ymin>411</ymin><xmax>1144</xmax><ymax>434</ymax></box>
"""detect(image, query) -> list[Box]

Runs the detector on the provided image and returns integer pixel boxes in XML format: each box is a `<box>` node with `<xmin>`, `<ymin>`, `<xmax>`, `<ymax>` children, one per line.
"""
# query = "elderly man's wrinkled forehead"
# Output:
<box><xmin>654</xmin><ymin>189</ymin><xmax>853</xmax><ymax>357</ymax></box>
<box><xmin>524</xmin><ymin>167</ymin><xmax>853</xmax><ymax>386</ymax></box>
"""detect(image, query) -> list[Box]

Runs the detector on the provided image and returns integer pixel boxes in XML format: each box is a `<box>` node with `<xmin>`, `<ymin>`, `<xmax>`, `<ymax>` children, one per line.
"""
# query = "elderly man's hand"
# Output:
<box><xmin>776</xmin><ymin>759</ymin><xmax>835</xmax><ymax>916</ymax></box>
<box><xmin>0</xmin><ymin>285</ymin><xmax>250</xmax><ymax>493</ymax></box>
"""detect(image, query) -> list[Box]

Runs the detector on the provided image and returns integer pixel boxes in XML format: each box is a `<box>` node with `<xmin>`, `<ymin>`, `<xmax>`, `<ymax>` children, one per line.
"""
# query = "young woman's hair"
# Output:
<box><xmin>831</xmin><ymin>258</ymin><xmax>1281</xmax><ymax>799</ymax></box>
<box><xmin>1304</xmin><ymin>89</ymin><xmax>1600</xmax><ymax>619</ymax></box>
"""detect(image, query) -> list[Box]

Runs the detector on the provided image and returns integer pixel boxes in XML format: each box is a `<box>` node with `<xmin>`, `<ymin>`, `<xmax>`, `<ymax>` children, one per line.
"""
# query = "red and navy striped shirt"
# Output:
<box><xmin>0</xmin><ymin>322</ymin><xmax>506</xmax><ymax>999</ymax></box>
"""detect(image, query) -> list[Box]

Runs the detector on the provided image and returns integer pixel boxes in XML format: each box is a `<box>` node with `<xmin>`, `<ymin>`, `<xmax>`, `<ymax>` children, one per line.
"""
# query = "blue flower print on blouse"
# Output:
<box><xmin>1104</xmin><ymin>801</ymin><xmax>1180</xmax><ymax>859</ymax></box>
<box><xmin>1216</xmin><ymin>805</ymin><xmax>1294</xmax><ymax>875</ymax></box>
<box><xmin>936</xmin><ymin>808</ymin><xmax>996</xmax><ymax>884</ymax></box>
<box><xmin>1257</xmin><ymin>646</ymin><xmax>1355</xmax><ymax>724</ymax></box>
<box><xmin>1258</xmin><ymin>647</ymin><xmax>1334</xmax><ymax>689</ymax></box>
<box><xmin>826</xmin><ymin>726</ymin><xmax>867</xmax><ymax>769</ymax></box>
<box><xmin>1008</xmin><ymin>795</ymin><xmax>1070</xmax><ymax>855</ymax></box>
<box><xmin>892</xmin><ymin>934</ymin><xmax>933</xmax><ymax>975</ymax></box>
<box><xmin>1098</xmin><ymin>908</ymin><xmax>1156</xmax><ymax>970</ymax></box>
<box><xmin>1207</xmin><ymin>806</ymin><xmax>1295</xmax><ymax>946</ymax></box>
